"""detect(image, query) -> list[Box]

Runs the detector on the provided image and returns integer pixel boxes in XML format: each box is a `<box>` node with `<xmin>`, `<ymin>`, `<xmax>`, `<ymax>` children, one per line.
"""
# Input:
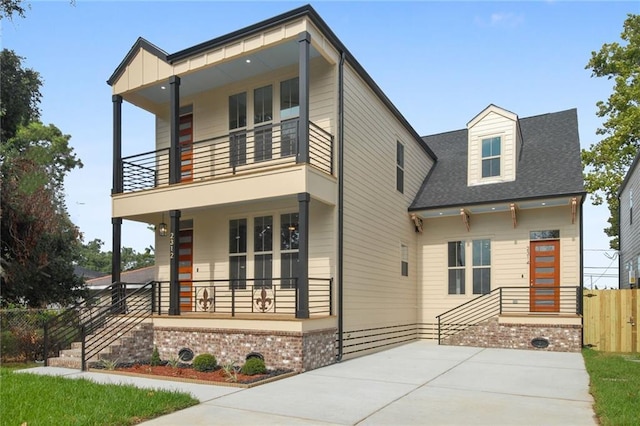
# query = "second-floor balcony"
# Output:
<box><xmin>120</xmin><ymin>119</ymin><xmax>333</xmax><ymax>193</ymax></box>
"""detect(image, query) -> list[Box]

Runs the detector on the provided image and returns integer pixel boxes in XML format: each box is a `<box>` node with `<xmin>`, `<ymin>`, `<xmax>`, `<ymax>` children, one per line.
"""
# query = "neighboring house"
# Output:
<box><xmin>100</xmin><ymin>5</ymin><xmax>585</xmax><ymax>372</ymax></box>
<box><xmin>85</xmin><ymin>266</ymin><xmax>155</xmax><ymax>290</ymax></box>
<box><xmin>74</xmin><ymin>266</ymin><xmax>108</xmax><ymax>281</ymax></box>
<box><xmin>619</xmin><ymin>150</ymin><xmax>640</xmax><ymax>289</ymax></box>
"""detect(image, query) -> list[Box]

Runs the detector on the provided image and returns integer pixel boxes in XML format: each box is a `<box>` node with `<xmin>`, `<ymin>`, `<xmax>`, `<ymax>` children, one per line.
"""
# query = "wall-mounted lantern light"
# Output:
<box><xmin>158</xmin><ymin>213</ymin><xmax>168</xmax><ymax>237</ymax></box>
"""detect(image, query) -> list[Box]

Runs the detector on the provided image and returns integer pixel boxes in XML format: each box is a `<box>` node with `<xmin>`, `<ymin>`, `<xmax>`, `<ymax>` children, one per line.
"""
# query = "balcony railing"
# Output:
<box><xmin>152</xmin><ymin>278</ymin><xmax>332</xmax><ymax>317</ymax></box>
<box><xmin>436</xmin><ymin>286</ymin><xmax>582</xmax><ymax>343</ymax></box>
<box><xmin>121</xmin><ymin>120</ymin><xmax>333</xmax><ymax>193</ymax></box>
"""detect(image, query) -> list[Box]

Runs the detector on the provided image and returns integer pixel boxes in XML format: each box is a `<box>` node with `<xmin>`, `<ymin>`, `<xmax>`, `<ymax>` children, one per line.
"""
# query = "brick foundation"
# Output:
<box><xmin>153</xmin><ymin>326</ymin><xmax>337</xmax><ymax>373</ymax></box>
<box><xmin>443</xmin><ymin>317</ymin><xmax>582</xmax><ymax>352</ymax></box>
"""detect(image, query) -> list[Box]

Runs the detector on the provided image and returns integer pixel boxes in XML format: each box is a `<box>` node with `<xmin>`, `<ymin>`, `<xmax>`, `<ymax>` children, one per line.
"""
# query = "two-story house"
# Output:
<box><xmin>47</xmin><ymin>5</ymin><xmax>585</xmax><ymax>372</ymax></box>
<box><xmin>619</xmin><ymin>150</ymin><xmax>640</xmax><ymax>289</ymax></box>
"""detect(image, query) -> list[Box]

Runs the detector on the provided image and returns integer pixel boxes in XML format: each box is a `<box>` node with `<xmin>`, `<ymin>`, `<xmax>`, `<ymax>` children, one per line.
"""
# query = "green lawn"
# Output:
<box><xmin>583</xmin><ymin>348</ymin><xmax>640</xmax><ymax>426</ymax></box>
<box><xmin>0</xmin><ymin>367</ymin><xmax>198</xmax><ymax>426</ymax></box>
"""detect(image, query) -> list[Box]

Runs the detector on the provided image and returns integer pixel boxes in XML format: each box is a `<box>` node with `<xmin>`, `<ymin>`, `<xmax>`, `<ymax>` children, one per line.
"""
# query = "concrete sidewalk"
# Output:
<box><xmin>17</xmin><ymin>341</ymin><xmax>597</xmax><ymax>425</ymax></box>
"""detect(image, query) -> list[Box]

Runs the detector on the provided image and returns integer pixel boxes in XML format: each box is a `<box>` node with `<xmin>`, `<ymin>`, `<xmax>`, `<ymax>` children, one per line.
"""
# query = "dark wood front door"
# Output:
<box><xmin>180</xmin><ymin>114</ymin><xmax>193</xmax><ymax>182</ymax></box>
<box><xmin>529</xmin><ymin>240</ymin><xmax>560</xmax><ymax>312</ymax></box>
<box><xmin>179</xmin><ymin>229</ymin><xmax>193</xmax><ymax>312</ymax></box>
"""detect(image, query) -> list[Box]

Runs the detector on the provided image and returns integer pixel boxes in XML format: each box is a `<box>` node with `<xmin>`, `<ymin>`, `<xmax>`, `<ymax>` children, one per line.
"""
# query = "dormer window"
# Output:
<box><xmin>481</xmin><ymin>136</ymin><xmax>501</xmax><ymax>178</ymax></box>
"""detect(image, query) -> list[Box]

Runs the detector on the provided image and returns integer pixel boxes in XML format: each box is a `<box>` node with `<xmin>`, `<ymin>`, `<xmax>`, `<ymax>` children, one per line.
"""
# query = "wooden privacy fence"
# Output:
<box><xmin>583</xmin><ymin>289</ymin><xmax>640</xmax><ymax>353</ymax></box>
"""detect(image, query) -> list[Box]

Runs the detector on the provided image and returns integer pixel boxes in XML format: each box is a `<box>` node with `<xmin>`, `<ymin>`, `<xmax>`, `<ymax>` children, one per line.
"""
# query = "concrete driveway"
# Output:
<box><xmin>19</xmin><ymin>341</ymin><xmax>597</xmax><ymax>425</ymax></box>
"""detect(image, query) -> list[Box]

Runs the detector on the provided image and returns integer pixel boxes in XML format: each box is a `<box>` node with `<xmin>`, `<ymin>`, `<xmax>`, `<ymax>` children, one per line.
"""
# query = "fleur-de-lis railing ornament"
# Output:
<box><xmin>197</xmin><ymin>288</ymin><xmax>214</xmax><ymax>311</ymax></box>
<box><xmin>254</xmin><ymin>287</ymin><xmax>274</xmax><ymax>312</ymax></box>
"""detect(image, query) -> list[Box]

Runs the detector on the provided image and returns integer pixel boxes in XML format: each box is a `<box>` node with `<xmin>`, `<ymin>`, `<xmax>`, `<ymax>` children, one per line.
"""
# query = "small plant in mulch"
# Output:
<box><xmin>150</xmin><ymin>346</ymin><xmax>161</xmax><ymax>366</ymax></box>
<box><xmin>240</xmin><ymin>357</ymin><xmax>266</xmax><ymax>375</ymax></box>
<box><xmin>221</xmin><ymin>362</ymin><xmax>239</xmax><ymax>383</ymax></box>
<box><xmin>192</xmin><ymin>353</ymin><xmax>217</xmax><ymax>372</ymax></box>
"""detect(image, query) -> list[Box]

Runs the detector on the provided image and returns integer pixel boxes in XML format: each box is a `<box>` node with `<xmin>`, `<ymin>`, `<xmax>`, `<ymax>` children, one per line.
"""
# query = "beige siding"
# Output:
<box><xmin>153</xmin><ymin>58</ymin><xmax>335</xmax><ymax>151</ymax></box>
<box><xmin>468</xmin><ymin>109</ymin><xmax>517</xmax><ymax>186</ymax></box>
<box><xmin>112</xmin><ymin>18</ymin><xmax>339</xmax><ymax>96</ymax></box>
<box><xmin>418</xmin><ymin>205</ymin><xmax>581</xmax><ymax>325</ymax></box>
<box><xmin>341</xmin><ymin>63</ymin><xmax>434</xmax><ymax>331</ymax></box>
<box><xmin>155</xmin><ymin>198</ymin><xmax>335</xmax><ymax>310</ymax></box>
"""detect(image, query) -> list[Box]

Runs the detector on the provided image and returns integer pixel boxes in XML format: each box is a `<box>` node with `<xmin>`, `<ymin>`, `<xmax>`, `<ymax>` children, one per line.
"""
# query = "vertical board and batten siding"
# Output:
<box><xmin>583</xmin><ymin>289</ymin><xmax>639</xmax><ymax>353</ymax></box>
<box><xmin>467</xmin><ymin>111</ymin><xmax>517</xmax><ymax>186</ymax></box>
<box><xmin>619</xmin><ymin>161</ymin><xmax>640</xmax><ymax>289</ymax></box>
<box><xmin>419</xmin><ymin>205</ymin><xmax>581</xmax><ymax>328</ymax></box>
<box><xmin>340</xmin><ymin>62</ymin><xmax>434</xmax><ymax>339</ymax></box>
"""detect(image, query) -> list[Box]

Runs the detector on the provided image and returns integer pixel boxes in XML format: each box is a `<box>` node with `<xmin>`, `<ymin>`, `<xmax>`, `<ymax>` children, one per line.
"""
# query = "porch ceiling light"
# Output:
<box><xmin>158</xmin><ymin>214</ymin><xmax>168</xmax><ymax>237</ymax></box>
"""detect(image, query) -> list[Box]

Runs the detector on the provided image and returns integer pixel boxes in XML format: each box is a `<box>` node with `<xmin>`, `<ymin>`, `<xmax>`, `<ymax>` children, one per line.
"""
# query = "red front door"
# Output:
<box><xmin>179</xmin><ymin>229</ymin><xmax>193</xmax><ymax>312</ymax></box>
<box><xmin>529</xmin><ymin>240</ymin><xmax>560</xmax><ymax>312</ymax></box>
<box><xmin>180</xmin><ymin>114</ymin><xmax>193</xmax><ymax>182</ymax></box>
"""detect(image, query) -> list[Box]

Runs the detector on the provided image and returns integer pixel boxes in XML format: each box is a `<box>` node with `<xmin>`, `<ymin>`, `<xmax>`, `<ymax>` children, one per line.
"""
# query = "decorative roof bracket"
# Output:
<box><xmin>510</xmin><ymin>203</ymin><xmax>518</xmax><ymax>228</ymax></box>
<box><xmin>410</xmin><ymin>213</ymin><xmax>424</xmax><ymax>233</ymax></box>
<box><xmin>461</xmin><ymin>208</ymin><xmax>470</xmax><ymax>231</ymax></box>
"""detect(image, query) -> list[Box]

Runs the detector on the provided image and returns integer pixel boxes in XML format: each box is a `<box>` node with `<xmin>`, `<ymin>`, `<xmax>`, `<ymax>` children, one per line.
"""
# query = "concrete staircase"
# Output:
<box><xmin>47</xmin><ymin>321</ymin><xmax>154</xmax><ymax>369</ymax></box>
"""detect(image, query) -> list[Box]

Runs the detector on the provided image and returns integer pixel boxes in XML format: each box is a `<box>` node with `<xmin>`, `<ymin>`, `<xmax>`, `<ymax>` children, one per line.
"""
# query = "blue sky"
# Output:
<box><xmin>4</xmin><ymin>1</ymin><xmax>638</xmax><ymax>287</ymax></box>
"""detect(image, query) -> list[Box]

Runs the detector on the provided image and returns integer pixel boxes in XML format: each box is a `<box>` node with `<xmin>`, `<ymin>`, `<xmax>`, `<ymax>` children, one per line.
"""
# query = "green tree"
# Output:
<box><xmin>0</xmin><ymin>49</ymin><xmax>41</xmax><ymax>141</ymax></box>
<box><xmin>0</xmin><ymin>0</ymin><xmax>27</xmax><ymax>20</ymax></box>
<box><xmin>0</xmin><ymin>52</ymin><xmax>84</xmax><ymax>307</ymax></box>
<box><xmin>582</xmin><ymin>14</ymin><xmax>640</xmax><ymax>250</ymax></box>
<box><xmin>77</xmin><ymin>239</ymin><xmax>155</xmax><ymax>274</ymax></box>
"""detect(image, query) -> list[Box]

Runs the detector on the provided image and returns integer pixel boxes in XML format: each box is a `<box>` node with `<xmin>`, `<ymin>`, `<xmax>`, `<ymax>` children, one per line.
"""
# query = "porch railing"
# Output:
<box><xmin>121</xmin><ymin>119</ymin><xmax>333</xmax><ymax>193</ymax></box>
<box><xmin>436</xmin><ymin>286</ymin><xmax>582</xmax><ymax>344</ymax></box>
<box><xmin>152</xmin><ymin>277</ymin><xmax>332</xmax><ymax>317</ymax></box>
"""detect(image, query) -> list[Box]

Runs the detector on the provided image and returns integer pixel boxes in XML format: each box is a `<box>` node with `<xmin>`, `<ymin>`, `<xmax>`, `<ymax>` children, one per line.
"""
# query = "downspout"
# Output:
<box><xmin>580</xmin><ymin>196</ymin><xmax>585</xmax><ymax>348</ymax></box>
<box><xmin>336</xmin><ymin>51</ymin><xmax>345</xmax><ymax>361</ymax></box>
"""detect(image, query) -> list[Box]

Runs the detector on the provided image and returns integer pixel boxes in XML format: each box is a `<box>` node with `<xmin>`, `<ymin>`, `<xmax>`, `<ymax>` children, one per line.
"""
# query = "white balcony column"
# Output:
<box><xmin>297</xmin><ymin>32</ymin><xmax>310</xmax><ymax>165</ymax></box>
<box><xmin>169</xmin><ymin>76</ymin><xmax>181</xmax><ymax>184</ymax></box>
<box><xmin>169</xmin><ymin>209</ymin><xmax>181</xmax><ymax>315</ymax></box>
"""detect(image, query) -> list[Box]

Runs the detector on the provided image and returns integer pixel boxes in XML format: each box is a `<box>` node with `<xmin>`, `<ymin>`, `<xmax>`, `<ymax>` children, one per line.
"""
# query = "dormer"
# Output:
<box><xmin>466</xmin><ymin>105</ymin><xmax>520</xmax><ymax>186</ymax></box>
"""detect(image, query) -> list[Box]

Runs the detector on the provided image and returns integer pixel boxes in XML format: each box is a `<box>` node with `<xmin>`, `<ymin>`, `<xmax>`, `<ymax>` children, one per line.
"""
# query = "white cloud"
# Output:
<box><xmin>475</xmin><ymin>12</ymin><xmax>525</xmax><ymax>28</ymax></box>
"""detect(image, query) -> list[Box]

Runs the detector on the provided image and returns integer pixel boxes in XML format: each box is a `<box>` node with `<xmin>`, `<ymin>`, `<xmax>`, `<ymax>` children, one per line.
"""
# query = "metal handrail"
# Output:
<box><xmin>82</xmin><ymin>281</ymin><xmax>154</xmax><ymax>370</ymax></box>
<box><xmin>436</xmin><ymin>286</ymin><xmax>582</xmax><ymax>343</ymax></box>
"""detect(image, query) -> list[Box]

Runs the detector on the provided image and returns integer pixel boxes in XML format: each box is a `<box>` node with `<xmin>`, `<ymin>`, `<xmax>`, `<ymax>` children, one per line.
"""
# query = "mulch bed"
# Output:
<box><xmin>90</xmin><ymin>362</ymin><xmax>295</xmax><ymax>387</ymax></box>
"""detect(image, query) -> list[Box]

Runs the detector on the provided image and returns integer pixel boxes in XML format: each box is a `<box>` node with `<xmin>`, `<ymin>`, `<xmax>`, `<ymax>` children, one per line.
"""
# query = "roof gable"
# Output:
<box><xmin>411</xmin><ymin>108</ymin><xmax>585</xmax><ymax>211</ymax></box>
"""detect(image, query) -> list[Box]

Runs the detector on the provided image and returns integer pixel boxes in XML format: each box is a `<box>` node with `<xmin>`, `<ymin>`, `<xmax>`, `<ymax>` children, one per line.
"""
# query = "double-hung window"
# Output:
<box><xmin>280</xmin><ymin>212</ymin><xmax>299</xmax><ymax>289</ymax></box>
<box><xmin>396</xmin><ymin>141</ymin><xmax>404</xmax><ymax>193</ymax></box>
<box><xmin>448</xmin><ymin>241</ymin><xmax>465</xmax><ymax>294</ymax></box>
<box><xmin>229</xmin><ymin>219</ymin><xmax>247</xmax><ymax>289</ymax></box>
<box><xmin>280</xmin><ymin>77</ymin><xmax>299</xmax><ymax>157</ymax></box>
<box><xmin>254</xmin><ymin>85</ymin><xmax>273</xmax><ymax>162</ymax></box>
<box><xmin>481</xmin><ymin>136</ymin><xmax>501</xmax><ymax>178</ymax></box>
<box><xmin>401</xmin><ymin>243</ymin><xmax>409</xmax><ymax>277</ymax></box>
<box><xmin>254</xmin><ymin>216</ymin><xmax>273</xmax><ymax>289</ymax></box>
<box><xmin>472</xmin><ymin>240</ymin><xmax>491</xmax><ymax>294</ymax></box>
<box><xmin>229</xmin><ymin>92</ymin><xmax>247</xmax><ymax>167</ymax></box>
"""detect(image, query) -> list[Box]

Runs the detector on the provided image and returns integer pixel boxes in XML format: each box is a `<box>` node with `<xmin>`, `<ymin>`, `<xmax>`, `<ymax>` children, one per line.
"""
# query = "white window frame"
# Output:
<box><xmin>481</xmin><ymin>136</ymin><xmax>502</xmax><ymax>179</ymax></box>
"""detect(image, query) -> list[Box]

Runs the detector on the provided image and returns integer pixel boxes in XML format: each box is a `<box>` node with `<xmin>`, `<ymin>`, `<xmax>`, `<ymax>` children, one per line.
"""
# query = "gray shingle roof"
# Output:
<box><xmin>410</xmin><ymin>108</ymin><xmax>585</xmax><ymax>211</ymax></box>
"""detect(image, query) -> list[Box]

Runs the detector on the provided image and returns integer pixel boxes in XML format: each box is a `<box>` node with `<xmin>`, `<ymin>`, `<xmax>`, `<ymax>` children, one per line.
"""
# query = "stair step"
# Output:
<box><xmin>47</xmin><ymin>357</ymin><xmax>82</xmax><ymax>369</ymax></box>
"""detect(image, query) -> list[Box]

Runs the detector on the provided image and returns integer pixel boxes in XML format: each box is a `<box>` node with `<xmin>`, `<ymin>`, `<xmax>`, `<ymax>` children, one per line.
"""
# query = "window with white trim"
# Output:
<box><xmin>229</xmin><ymin>218</ymin><xmax>247</xmax><ymax>289</ymax></box>
<box><xmin>401</xmin><ymin>243</ymin><xmax>409</xmax><ymax>276</ymax></box>
<box><xmin>481</xmin><ymin>136</ymin><xmax>501</xmax><ymax>178</ymax></box>
<box><xmin>229</xmin><ymin>92</ymin><xmax>247</xmax><ymax>167</ymax></box>
<box><xmin>254</xmin><ymin>216</ymin><xmax>273</xmax><ymax>289</ymax></box>
<box><xmin>448</xmin><ymin>241</ymin><xmax>465</xmax><ymax>294</ymax></box>
<box><xmin>280</xmin><ymin>212</ymin><xmax>299</xmax><ymax>289</ymax></box>
<box><xmin>396</xmin><ymin>141</ymin><xmax>404</xmax><ymax>193</ymax></box>
<box><xmin>472</xmin><ymin>239</ymin><xmax>491</xmax><ymax>294</ymax></box>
